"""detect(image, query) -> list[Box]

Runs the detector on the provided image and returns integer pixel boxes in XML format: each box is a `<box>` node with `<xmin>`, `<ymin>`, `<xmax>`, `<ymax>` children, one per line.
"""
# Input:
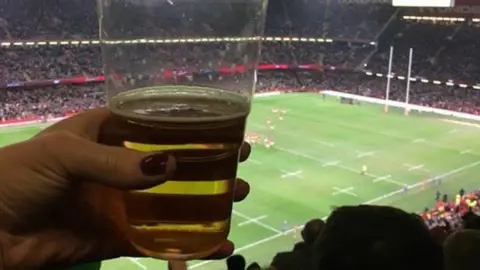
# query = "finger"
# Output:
<box><xmin>37</xmin><ymin>108</ymin><xmax>111</xmax><ymax>141</ymax></box>
<box><xmin>39</xmin><ymin>131</ymin><xmax>176</xmax><ymax>190</ymax></box>
<box><xmin>239</xmin><ymin>142</ymin><xmax>251</xmax><ymax>163</ymax></box>
<box><xmin>233</xmin><ymin>178</ymin><xmax>250</xmax><ymax>202</ymax></box>
<box><xmin>202</xmin><ymin>241</ymin><xmax>235</xmax><ymax>260</ymax></box>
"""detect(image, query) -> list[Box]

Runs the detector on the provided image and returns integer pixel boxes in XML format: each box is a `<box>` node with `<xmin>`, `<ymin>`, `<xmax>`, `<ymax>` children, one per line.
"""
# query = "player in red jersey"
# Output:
<box><xmin>265</xmin><ymin>118</ymin><xmax>275</xmax><ymax>129</ymax></box>
<box><xmin>245</xmin><ymin>133</ymin><xmax>261</xmax><ymax>145</ymax></box>
<box><xmin>264</xmin><ymin>137</ymin><xmax>275</xmax><ymax>148</ymax></box>
<box><xmin>278</xmin><ymin>108</ymin><xmax>287</xmax><ymax>121</ymax></box>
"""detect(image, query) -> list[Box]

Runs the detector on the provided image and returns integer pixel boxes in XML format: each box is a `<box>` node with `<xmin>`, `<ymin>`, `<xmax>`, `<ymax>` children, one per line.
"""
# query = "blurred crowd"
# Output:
<box><xmin>0</xmin><ymin>0</ymin><xmax>394</xmax><ymax>41</ymax></box>
<box><xmin>1</xmin><ymin>0</ymin><xmax>480</xmax><ymax>269</ymax></box>
<box><xmin>5</xmin><ymin>71</ymin><xmax>480</xmax><ymax>122</ymax></box>
<box><xmin>0</xmin><ymin>1</ymin><xmax>479</xmax><ymax>120</ymax></box>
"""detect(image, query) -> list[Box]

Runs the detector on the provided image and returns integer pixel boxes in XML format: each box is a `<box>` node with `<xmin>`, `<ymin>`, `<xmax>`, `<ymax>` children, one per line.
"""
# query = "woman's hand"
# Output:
<box><xmin>0</xmin><ymin>108</ymin><xmax>251</xmax><ymax>269</ymax></box>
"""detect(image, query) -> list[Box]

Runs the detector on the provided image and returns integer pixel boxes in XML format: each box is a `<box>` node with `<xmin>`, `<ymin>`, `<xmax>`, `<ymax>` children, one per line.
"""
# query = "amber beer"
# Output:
<box><xmin>100</xmin><ymin>86</ymin><xmax>248</xmax><ymax>260</ymax></box>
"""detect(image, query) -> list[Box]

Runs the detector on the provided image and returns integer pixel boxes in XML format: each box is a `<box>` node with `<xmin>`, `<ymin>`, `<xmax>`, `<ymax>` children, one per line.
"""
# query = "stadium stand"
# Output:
<box><xmin>1</xmin><ymin>0</ymin><xmax>480</xmax><ymax>269</ymax></box>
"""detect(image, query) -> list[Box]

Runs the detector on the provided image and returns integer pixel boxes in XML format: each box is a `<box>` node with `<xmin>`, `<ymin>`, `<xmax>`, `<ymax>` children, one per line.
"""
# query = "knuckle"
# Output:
<box><xmin>40</xmin><ymin>131</ymin><xmax>75</xmax><ymax>147</ymax></box>
<box><xmin>34</xmin><ymin>131</ymin><xmax>80</xmax><ymax>161</ymax></box>
<box><xmin>101</xmin><ymin>152</ymin><xmax>119</xmax><ymax>171</ymax></box>
<box><xmin>100</xmin><ymin>148</ymin><xmax>138</xmax><ymax>178</ymax></box>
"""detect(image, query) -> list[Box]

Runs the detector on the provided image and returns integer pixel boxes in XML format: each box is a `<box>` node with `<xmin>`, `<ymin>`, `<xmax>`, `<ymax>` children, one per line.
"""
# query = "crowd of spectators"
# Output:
<box><xmin>0</xmin><ymin>5</ymin><xmax>479</xmax><ymax>118</ymax></box>
<box><xmin>0</xmin><ymin>0</ymin><xmax>394</xmax><ymax>41</ymax></box>
<box><xmin>367</xmin><ymin>19</ymin><xmax>480</xmax><ymax>83</ymax></box>
<box><xmin>0</xmin><ymin>84</ymin><xmax>104</xmax><ymax>122</ymax></box>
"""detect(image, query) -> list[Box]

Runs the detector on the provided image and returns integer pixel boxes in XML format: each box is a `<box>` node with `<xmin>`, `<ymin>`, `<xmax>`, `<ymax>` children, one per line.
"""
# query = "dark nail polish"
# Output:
<box><xmin>140</xmin><ymin>154</ymin><xmax>169</xmax><ymax>176</ymax></box>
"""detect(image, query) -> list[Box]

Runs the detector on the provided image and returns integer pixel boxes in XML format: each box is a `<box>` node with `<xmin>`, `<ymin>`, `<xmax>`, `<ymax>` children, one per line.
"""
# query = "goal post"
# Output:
<box><xmin>404</xmin><ymin>48</ymin><xmax>414</xmax><ymax>116</ymax></box>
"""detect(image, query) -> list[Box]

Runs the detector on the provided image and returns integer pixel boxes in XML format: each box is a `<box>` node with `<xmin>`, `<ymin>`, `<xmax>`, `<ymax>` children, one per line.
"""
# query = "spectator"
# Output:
<box><xmin>443</xmin><ymin>229</ymin><xmax>480</xmax><ymax>270</ymax></box>
<box><xmin>269</xmin><ymin>218</ymin><xmax>324</xmax><ymax>270</ymax></box>
<box><xmin>462</xmin><ymin>211</ymin><xmax>480</xmax><ymax>230</ymax></box>
<box><xmin>312</xmin><ymin>205</ymin><xmax>443</xmax><ymax>270</ymax></box>
<box><xmin>302</xmin><ymin>219</ymin><xmax>325</xmax><ymax>245</ymax></box>
<box><xmin>227</xmin><ymin>254</ymin><xmax>247</xmax><ymax>270</ymax></box>
<box><xmin>246</xmin><ymin>262</ymin><xmax>262</xmax><ymax>270</ymax></box>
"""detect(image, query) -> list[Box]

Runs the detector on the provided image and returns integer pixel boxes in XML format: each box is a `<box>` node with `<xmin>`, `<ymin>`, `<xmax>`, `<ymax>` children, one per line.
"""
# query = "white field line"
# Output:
<box><xmin>276</xmin><ymin>146</ymin><xmax>406</xmax><ymax>187</ymax></box>
<box><xmin>256</xmin><ymin>115</ymin><xmax>480</xmax><ymax>159</ymax></box>
<box><xmin>248</xmin><ymin>159</ymin><xmax>262</xmax><ymax>165</ymax></box>
<box><xmin>321</xmin><ymin>160</ymin><xmax>340</xmax><ymax>167</ymax></box>
<box><xmin>373</xmin><ymin>175</ymin><xmax>391</xmax><ymax>183</ymax></box>
<box><xmin>190</xmin><ymin>160</ymin><xmax>480</xmax><ymax>269</ymax></box>
<box><xmin>403</xmin><ymin>163</ymin><xmax>431</xmax><ymax>173</ymax></box>
<box><xmin>460</xmin><ymin>149</ymin><xmax>472</xmax><ymax>155</ymax></box>
<box><xmin>280</xmin><ymin>170</ymin><xmax>303</xmax><ymax>179</ymax></box>
<box><xmin>238</xmin><ymin>215</ymin><xmax>268</xmax><ymax>227</ymax></box>
<box><xmin>253</xmin><ymin>123</ymin><xmax>336</xmax><ymax>149</ymax></box>
<box><xmin>412</xmin><ymin>138</ymin><xmax>425</xmax><ymax>144</ymax></box>
<box><xmin>356</xmin><ymin>151</ymin><xmax>376</xmax><ymax>158</ymax></box>
<box><xmin>255</xmin><ymin>122</ymin><xmax>480</xmax><ymax>160</ymax></box>
<box><xmin>127</xmin><ymin>258</ymin><xmax>147</xmax><ymax>269</ymax></box>
<box><xmin>408</xmin><ymin>164</ymin><xmax>424</xmax><ymax>171</ymax></box>
<box><xmin>332</xmin><ymin>187</ymin><xmax>357</xmax><ymax>197</ymax></box>
<box><xmin>233</xmin><ymin>210</ymin><xmax>281</xmax><ymax>234</ymax></box>
<box><xmin>336</xmin><ymin>164</ymin><xmax>406</xmax><ymax>186</ymax></box>
<box><xmin>313</xmin><ymin>140</ymin><xmax>336</xmax><ymax>148</ymax></box>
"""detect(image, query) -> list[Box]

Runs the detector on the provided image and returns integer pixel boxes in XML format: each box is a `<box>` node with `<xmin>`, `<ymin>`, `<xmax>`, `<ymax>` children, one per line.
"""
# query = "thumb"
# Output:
<box><xmin>41</xmin><ymin>132</ymin><xmax>175</xmax><ymax>189</ymax></box>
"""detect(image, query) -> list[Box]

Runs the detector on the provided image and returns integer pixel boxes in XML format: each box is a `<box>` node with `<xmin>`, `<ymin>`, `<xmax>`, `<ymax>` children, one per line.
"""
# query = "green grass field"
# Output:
<box><xmin>2</xmin><ymin>92</ymin><xmax>480</xmax><ymax>270</ymax></box>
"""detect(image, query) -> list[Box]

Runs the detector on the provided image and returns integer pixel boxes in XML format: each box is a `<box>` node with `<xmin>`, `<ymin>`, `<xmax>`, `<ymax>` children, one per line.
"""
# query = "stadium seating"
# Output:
<box><xmin>1</xmin><ymin>0</ymin><xmax>480</xmax><ymax>269</ymax></box>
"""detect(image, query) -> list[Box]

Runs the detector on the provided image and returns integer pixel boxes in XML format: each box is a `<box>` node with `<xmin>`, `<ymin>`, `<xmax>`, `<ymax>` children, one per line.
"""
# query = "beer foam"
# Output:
<box><xmin>110</xmin><ymin>85</ymin><xmax>250</xmax><ymax>123</ymax></box>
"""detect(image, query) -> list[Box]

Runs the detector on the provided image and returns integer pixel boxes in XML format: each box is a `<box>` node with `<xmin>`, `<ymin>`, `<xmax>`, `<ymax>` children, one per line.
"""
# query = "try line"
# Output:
<box><xmin>189</xmin><ymin>159</ymin><xmax>480</xmax><ymax>269</ymax></box>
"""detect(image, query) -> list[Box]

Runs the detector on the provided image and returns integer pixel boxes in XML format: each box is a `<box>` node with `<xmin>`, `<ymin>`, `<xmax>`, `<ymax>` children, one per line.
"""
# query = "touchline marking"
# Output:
<box><xmin>334</xmin><ymin>163</ymin><xmax>406</xmax><ymax>186</ymax></box>
<box><xmin>276</xmin><ymin>146</ymin><xmax>407</xmax><ymax>187</ymax></box>
<box><xmin>403</xmin><ymin>163</ymin><xmax>431</xmax><ymax>173</ymax></box>
<box><xmin>127</xmin><ymin>258</ymin><xmax>147</xmax><ymax>269</ymax></box>
<box><xmin>356</xmin><ymin>151</ymin><xmax>375</xmax><ymax>158</ymax></box>
<box><xmin>460</xmin><ymin>149</ymin><xmax>472</xmax><ymax>155</ymax></box>
<box><xmin>314</xmin><ymin>140</ymin><xmax>336</xmax><ymax>148</ymax></box>
<box><xmin>280</xmin><ymin>170</ymin><xmax>303</xmax><ymax>179</ymax></box>
<box><xmin>189</xmin><ymin>160</ymin><xmax>480</xmax><ymax>269</ymax></box>
<box><xmin>238</xmin><ymin>215</ymin><xmax>268</xmax><ymax>227</ymax></box>
<box><xmin>407</xmin><ymin>164</ymin><xmax>424</xmax><ymax>171</ymax></box>
<box><xmin>332</xmin><ymin>186</ymin><xmax>357</xmax><ymax>197</ymax></box>
<box><xmin>322</xmin><ymin>161</ymin><xmax>340</xmax><ymax>167</ymax></box>
<box><xmin>255</xmin><ymin>117</ymin><xmax>479</xmax><ymax>159</ymax></box>
<box><xmin>248</xmin><ymin>159</ymin><xmax>262</xmax><ymax>165</ymax></box>
<box><xmin>373</xmin><ymin>175</ymin><xmax>391</xmax><ymax>183</ymax></box>
<box><xmin>233</xmin><ymin>210</ymin><xmax>281</xmax><ymax>234</ymax></box>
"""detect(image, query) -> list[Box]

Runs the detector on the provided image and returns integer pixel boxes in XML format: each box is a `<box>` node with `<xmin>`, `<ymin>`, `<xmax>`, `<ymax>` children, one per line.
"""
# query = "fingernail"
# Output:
<box><xmin>140</xmin><ymin>153</ymin><xmax>169</xmax><ymax>176</ymax></box>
